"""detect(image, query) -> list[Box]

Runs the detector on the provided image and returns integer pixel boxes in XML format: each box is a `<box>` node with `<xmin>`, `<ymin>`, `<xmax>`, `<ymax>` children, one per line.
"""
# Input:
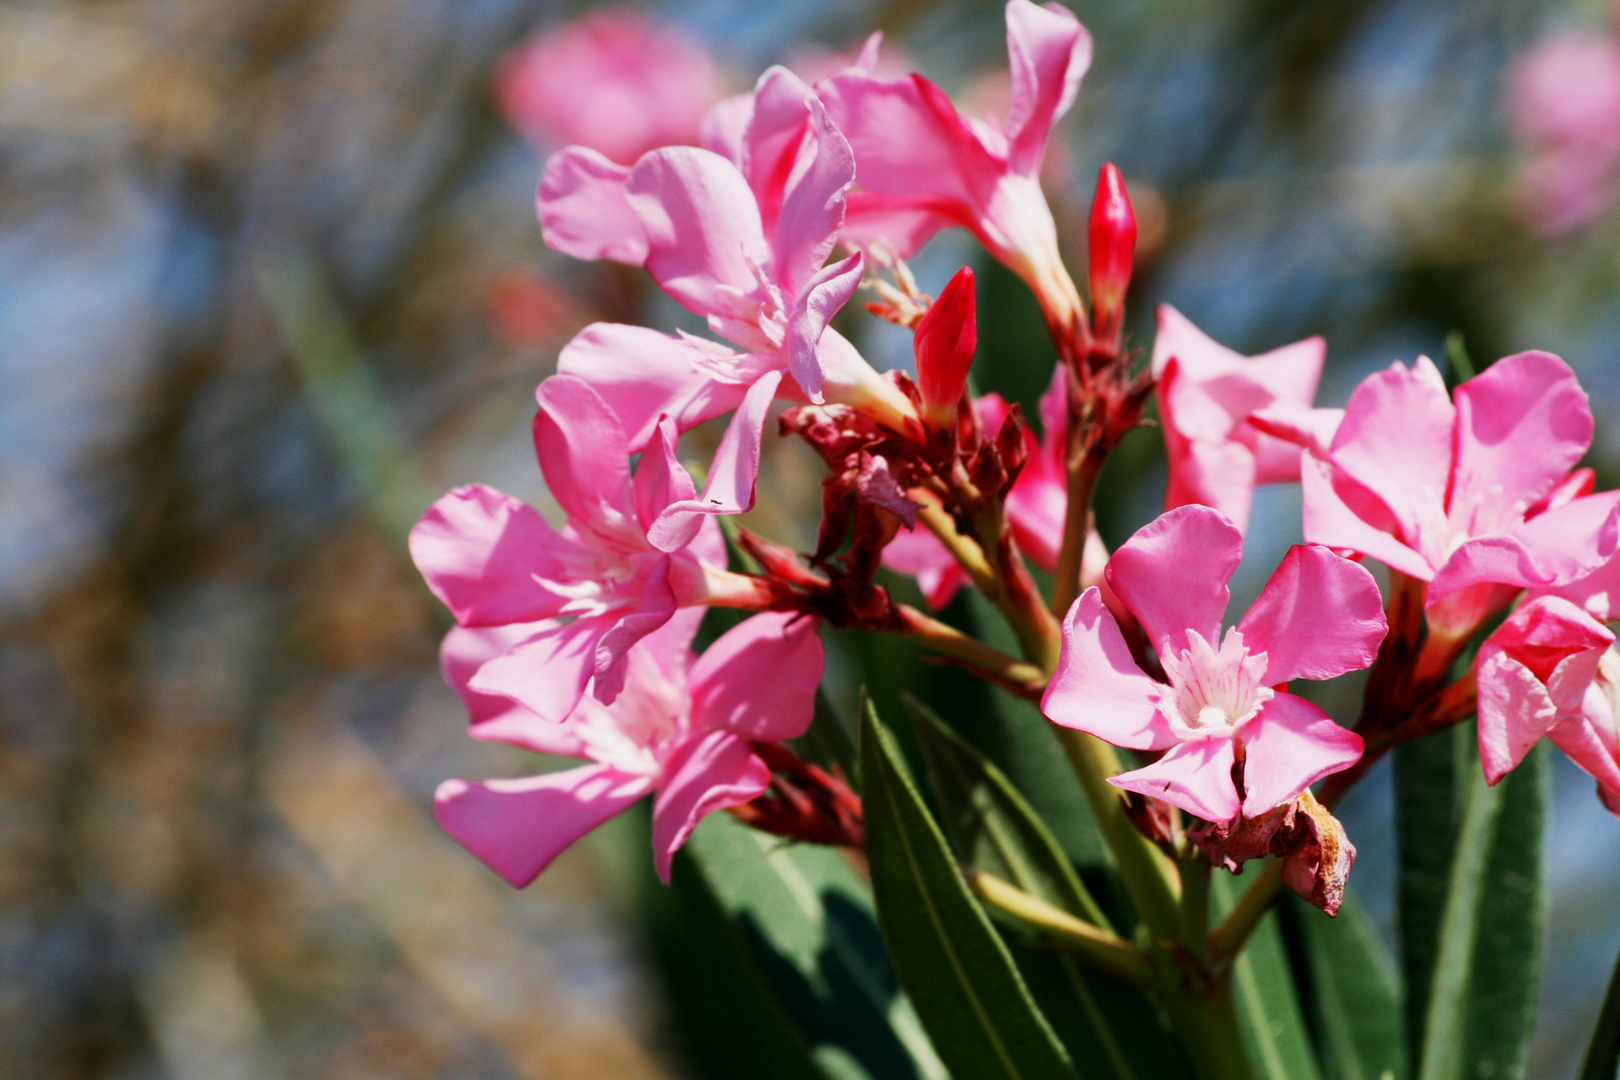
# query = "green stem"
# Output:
<box><xmin>1052</xmin><ymin>727</ymin><xmax>1182</xmax><ymax>942</ymax></box>
<box><xmin>1180</xmin><ymin>857</ymin><xmax>1212</xmax><ymax>966</ymax></box>
<box><xmin>1050</xmin><ymin>436</ymin><xmax>1107</xmax><ymax>619</ymax></box>
<box><xmin>893</xmin><ymin>604</ymin><xmax>1046</xmax><ymax>699</ymax></box>
<box><xmin>1207</xmin><ymin>860</ymin><xmax>1283</xmax><ymax>970</ymax></box>
<box><xmin>966</xmin><ymin>868</ymin><xmax>1152</xmax><ymax>987</ymax></box>
<box><xmin>1154</xmin><ymin>965</ymin><xmax>1260</xmax><ymax>1080</ymax></box>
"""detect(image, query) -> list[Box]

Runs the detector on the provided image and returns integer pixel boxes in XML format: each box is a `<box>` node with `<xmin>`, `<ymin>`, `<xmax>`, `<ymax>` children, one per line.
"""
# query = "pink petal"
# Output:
<box><xmin>1238</xmin><ymin>694</ymin><xmax>1363</xmax><ymax>816</ymax></box>
<box><xmin>440</xmin><ymin>624</ymin><xmax>586</xmax><ymax>757</ymax></box>
<box><xmin>650</xmin><ymin>370</ymin><xmax>784</xmax><ymax>551</ymax></box>
<box><xmin>1160</xmin><ymin>381</ymin><xmax>1261</xmax><ymax>532</ymax></box>
<box><xmin>556</xmin><ymin>323</ymin><xmax>757</xmax><ymax>450</ymax></box>
<box><xmin>435</xmin><ymin>765</ymin><xmax>654</xmax><ymax>888</ymax></box>
<box><xmin>1300</xmin><ymin>453</ymin><xmax>1435</xmax><ymax>580</ymax></box>
<box><xmin>839</xmin><ymin>196</ymin><xmax>964</xmax><ymax>260</ymax></box>
<box><xmin>1548</xmin><ymin>713</ymin><xmax>1620</xmax><ymax>803</ymax></box>
<box><xmin>883</xmin><ymin>526</ymin><xmax>971</xmax><ymax>608</ymax></box>
<box><xmin>1041</xmin><ymin>588</ymin><xmax>1173</xmax><ymax>750</ymax></box>
<box><xmin>817</xmin><ymin>69</ymin><xmax>995</xmax><ymax>219</ymax></box>
<box><xmin>633</xmin><ymin>417</ymin><xmax>699</xmax><ymax>535</ymax></box>
<box><xmin>1477</xmin><ymin>650</ymin><xmax>1560</xmax><ymax>785</ymax></box>
<box><xmin>1003</xmin><ymin>0</ymin><xmax>1092</xmax><ymax>176</ymax></box>
<box><xmin>537</xmin><ymin>148</ymin><xmax>649</xmax><ymax>264</ymax></box>
<box><xmin>1431</xmin><ymin>491</ymin><xmax>1620</xmax><ymax>598</ymax></box>
<box><xmin>1237</xmin><ymin>545</ymin><xmax>1387</xmax><ymax>685</ymax></box>
<box><xmin>469</xmin><ymin>615</ymin><xmax>604</xmax><ymax>723</ymax></box>
<box><xmin>786</xmin><ymin>253</ymin><xmax>863</xmax><ymax>402</ymax></box>
<box><xmin>740</xmin><ymin>67</ymin><xmax>816</xmax><ymax>228</ymax></box>
<box><xmin>1326</xmin><ymin>357</ymin><xmax>1454</xmax><ymax>553</ymax></box>
<box><xmin>698</xmin><ymin>92</ymin><xmax>753</xmax><ymax>166</ymax></box>
<box><xmin>1450</xmin><ymin>351</ymin><xmax>1592</xmax><ymax>536</ymax></box>
<box><xmin>592</xmin><ymin>556</ymin><xmax>677</xmax><ymax>704</ymax></box>
<box><xmin>1247</xmin><ymin>401</ymin><xmax>1344</xmax><ymax>462</ymax></box>
<box><xmin>409</xmin><ymin>485</ymin><xmax>570</xmax><ymax>626</ymax></box>
<box><xmin>772</xmin><ymin>98</ymin><xmax>855</xmax><ymax>303</ymax></box>
<box><xmin>1109</xmin><ymin>738</ymin><xmax>1240</xmax><ymax>823</ymax></box>
<box><xmin>625</xmin><ymin>147</ymin><xmax>770</xmax><ymax>319</ymax></box>
<box><xmin>690</xmin><ymin>612</ymin><xmax>825</xmax><ymax>741</ymax></box>
<box><xmin>651</xmin><ymin>731</ymin><xmax>771</xmax><ymax>882</ymax></box>
<box><xmin>533</xmin><ymin>375</ymin><xmax>635</xmax><ymax>536</ymax></box>
<box><xmin>1104</xmin><ymin>505</ymin><xmax>1242</xmax><ymax>657</ymax></box>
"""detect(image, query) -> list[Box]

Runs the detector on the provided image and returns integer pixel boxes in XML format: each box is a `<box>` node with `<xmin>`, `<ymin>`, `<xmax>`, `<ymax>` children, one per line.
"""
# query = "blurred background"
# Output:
<box><xmin>5</xmin><ymin>0</ymin><xmax>1620</xmax><ymax>1076</ymax></box>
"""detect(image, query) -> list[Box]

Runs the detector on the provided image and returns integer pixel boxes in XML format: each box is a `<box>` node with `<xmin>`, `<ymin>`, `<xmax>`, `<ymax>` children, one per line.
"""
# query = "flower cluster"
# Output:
<box><xmin>415</xmin><ymin>1</ymin><xmax>1620</xmax><ymax>920</ymax></box>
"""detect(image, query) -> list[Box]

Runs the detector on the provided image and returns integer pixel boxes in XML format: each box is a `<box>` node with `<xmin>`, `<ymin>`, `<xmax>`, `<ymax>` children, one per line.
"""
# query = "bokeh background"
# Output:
<box><xmin>5</xmin><ymin>0</ymin><xmax>1620</xmax><ymax>1076</ymax></box>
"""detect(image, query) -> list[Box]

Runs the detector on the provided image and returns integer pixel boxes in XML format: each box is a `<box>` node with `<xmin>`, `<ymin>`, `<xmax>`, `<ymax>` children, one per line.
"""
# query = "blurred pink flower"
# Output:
<box><xmin>495</xmin><ymin>9</ymin><xmax>725</xmax><ymax>164</ymax></box>
<box><xmin>1476</xmin><ymin>595</ymin><xmax>1620</xmax><ymax>815</ymax></box>
<box><xmin>485</xmin><ymin>268</ymin><xmax>581</xmax><ymax>347</ymax></box>
<box><xmin>410</xmin><ymin>375</ymin><xmax>762</xmax><ymax>724</ymax></box>
<box><xmin>1042</xmin><ymin>506</ymin><xmax>1384</xmax><ymax>822</ymax></box>
<box><xmin>1279</xmin><ymin>351</ymin><xmax>1618</xmax><ymax>635</ymax></box>
<box><xmin>1153</xmin><ymin>304</ymin><xmax>1339</xmax><ymax>534</ymax></box>
<box><xmin>817</xmin><ymin>0</ymin><xmax>1092</xmax><ymax>337</ymax></box>
<box><xmin>1509</xmin><ymin>31</ymin><xmax>1620</xmax><ymax>235</ymax></box>
<box><xmin>435</xmin><ymin>608</ymin><xmax>824</xmax><ymax>885</ymax></box>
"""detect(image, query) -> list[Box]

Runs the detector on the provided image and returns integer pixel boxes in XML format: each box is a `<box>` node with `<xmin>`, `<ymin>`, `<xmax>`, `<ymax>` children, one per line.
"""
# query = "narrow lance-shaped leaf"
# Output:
<box><xmin>1212</xmin><ymin>873</ymin><xmax>1326</xmax><ymax>1080</ymax></box>
<box><xmin>904</xmin><ymin>694</ymin><xmax>1191</xmax><ymax>1080</ymax></box>
<box><xmin>1285</xmin><ymin>891</ymin><xmax>1407</xmax><ymax>1080</ymax></box>
<box><xmin>860</xmin><ymin>694</ymin><xmax>1080</xmax><ymax>1080</ymax></box>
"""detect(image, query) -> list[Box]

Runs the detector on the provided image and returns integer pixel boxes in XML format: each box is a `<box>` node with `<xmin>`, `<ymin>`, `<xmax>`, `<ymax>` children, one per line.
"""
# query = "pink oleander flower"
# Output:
<box><xmin>435</xmin><ymin>607</ymin><xmax>825</xmax><ymax>885</ymax></box>
<box><xmin>1152</xmin><ymin>304</ymin><xmax>1340</xmax><ymax>534</ymax></box>
<box><xmin>410</xmin><ymin>374</ymin><xmax>765</xmax><ymax>724</ymax></box>
<box><xmin>1508</xmin><ymin>30</ymin><xmax>1620</xmax><ymax>235</ymax></box>
<box><xmin>539</xmin><ymin>86</ymin><xmax>913</xmax><ymax>545</ymax></box>
<box><xmin>884</xmin><ymin>368</ymin><xmax>1093</xmax><ymax>607</ymax></box>
<box><xmin>495</xmin><ymin>9</ymin><xmax>725</xmax><ymax>164</ymax></box>
<box><xmin>1274</xmin><ymin>351</ymin><xmax>1620</xmax><ymax>636</ymax></box>
<box><xmin>817</xmin><ymin>0</ymin><xmax>1093</xmax><ymax>337</ymax></box>
<box><xmin>1476</xmin><ymin>595</ymin><xmax>1620</xmax><ymax>815</ymax></box>
<box><xmin>1042</xmin><ymin>505</ymin><xmax>1386</xmax><ymax>822</ymax></box>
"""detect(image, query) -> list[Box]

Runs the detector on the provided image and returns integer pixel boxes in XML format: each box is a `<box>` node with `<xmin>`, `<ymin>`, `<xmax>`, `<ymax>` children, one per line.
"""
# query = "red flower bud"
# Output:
<box><xmin>1087</xmin><ymin>163</ymin><xmax>1136</xmax><ymax>348</ymax></box>
<box><xmin>913</xmin><ymin>266</ymin><xmax>977</xmax><ymax>431</ymax></box>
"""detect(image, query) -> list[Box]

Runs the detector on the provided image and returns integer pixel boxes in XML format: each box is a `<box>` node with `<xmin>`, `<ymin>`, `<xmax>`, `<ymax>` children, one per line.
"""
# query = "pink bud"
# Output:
<box><xmin>914</xmin><ymin>266</ymin><xmax>977</xmax><ymax>431</ymax></box>
<box><xmin>1088</xmin><ymin>163</ymin><xmax>1136</xmax><ymax>346</ymax></box>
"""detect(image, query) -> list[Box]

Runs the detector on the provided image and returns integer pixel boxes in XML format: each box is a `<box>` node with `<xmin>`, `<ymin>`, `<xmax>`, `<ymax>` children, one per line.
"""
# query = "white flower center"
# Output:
<box><xmin>1159</xmin><ymin>627</ymin><xmax>1273</xmax><ymax>741</ymax></box>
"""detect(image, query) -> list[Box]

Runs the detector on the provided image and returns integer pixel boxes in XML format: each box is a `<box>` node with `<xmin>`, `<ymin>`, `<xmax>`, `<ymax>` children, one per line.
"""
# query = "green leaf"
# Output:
<box><xmin>861</xmin><ymin>695</ymin><xmax>1080</xmax><ymax>1080</ymax></box>
<box><xmin>1286</xmin><ymin>891</ymin><xmax>1406</xmax><ymax>1080</ymax></box>
<box><xmin>1213</xmin><ymin>873</ymin><xmax>1324</xmax><ymax>1080</ymax></box>
<box><xmin>904</xmin><ymin>695</ymin><xmax>1193</xmax><ymax>1080</ymax></box>
<box><xmin>1395</xmin><ymin>726</ymin><xmax>1545</xmax><ymax>1080</ymax></box>
<box><xmin>1578</xmin><ymin>941</ymin><xmax>1620</xmax><ymax>1080</ymax></box>
<box><xmin>683</xmin><ymin>811</ymin><xmax>948</xmax><ymax>1080</ymax></box>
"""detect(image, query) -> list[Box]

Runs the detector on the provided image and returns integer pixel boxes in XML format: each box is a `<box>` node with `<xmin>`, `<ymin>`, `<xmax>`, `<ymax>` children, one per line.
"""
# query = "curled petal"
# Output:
<box><xmin>650</xmin><ymin>371</ymin><xmax>784</xmax><ymax>551</ymax></box>
<box><xmin>651</xmin><ymin>731</ymin><xmax>771</xmax><ymax>883</ymax></box>
<box><xmin>633</xmin><ymin>418</ymin><xmax>699</xmax><ymax>536</ymax></box>
<box><xmin>786</xmin><ymin>254</ymin><xmax>864</xmax><ymax>403</ymax></box>
<box><xmin>441</xmin><ymin>624</ymin><xmax>585</xmax><ymax>756</ymax></box>
<box><xmin>469</xmin><ymin>616</ymin><xmax>604</xmax><ymax>724</ymax></box>
<box><xmin>691</xmin><ymin>612</ymin><xmax>824</xmax><ymax>741</ymax></box>
<box><xmin>436</xmin><ymin>766</ymin><xmax>653</xmax><ymax>888</ymax></box>
<box><xmin>1300</xmin><ymin>453</ymin><xmax>1435</xmax><ymax>580</ymax></box>
<box><xmin>1105</xmin><ymin>505</ymin><xmax>1241</xmax><ymax>657</ymax></box>
<box><xmin>1450</xmin><ymin>350</ymin><xmax>1592</xmax><ymax>536</ymax></box>
<box><xmin>1548</xmin><ymin>712</ymin><xmax>1620</xmax><ymax>810</ymax></box>
<box><xmin>1109</xmin><ymin>738</ymin><xmax>1241</xmax><ymax>824</ymax></box>
<box><xmin>773</xmin><ymin>98</ymin><xmax>856</xmax><ymax>303</ymax></box>
<box><xmin>592</xmin><ymin>557</ymin><xmax>677</xmax><ymax>704</ymax></box>
<box><xmin>1003</xmin><ymin>0</ymin><xmax>1093</xmax><ymax>175</ymax></box>
<box><xmin>1237</xmin><ymin>545</ymin><xmax>1387</xmax><ymax>685</ymax></box>
<box><xmin>1326</xmin><ymin>357</ymin><xmax>1454</xmax><ymax>554</ymax></box>
<box><xmin>410</xmin><ymin>485</ymin><xmax>569</xmax><ymax>626</ymax></box>
<box><xmin>1238</xmin><ymin>693</ymin><xmax>1362</xmax><ymax>817</ymax></box>
<box><xmin>557</xmin><ymin>323</ymin><xmax>756</xmax><ymax>450</ymax></box>
<box><xmin>1042</xmin><ymin>589</ymin><xmax>1173</xmax><ymax>750</ymax></box>
<box><xmin>538</xmin><ymin>148</ymin><xmax>648</xmax><ymax>264</ymax></box>
<box><xmin>1432</xmin><ymin>491</ymin><xmax>1620</xmax><ymax>599</ymax></box>
<box><xmin>534</xmin><ymin>375</ymin><xmax>635</xmax><ymax>535</ymax></box>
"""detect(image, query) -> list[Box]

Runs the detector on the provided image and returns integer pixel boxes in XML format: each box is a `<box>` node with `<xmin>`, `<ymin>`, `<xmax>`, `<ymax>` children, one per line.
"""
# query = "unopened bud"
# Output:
<box><xmin>1087</xmin><ymin>163</ymin><xmax>1136</xmax><ymax>348</ymax></box>
<box><xmin>913</xmin><ymin>266</ymin><xmax>977</xmax><ymax>432</ymax></box>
